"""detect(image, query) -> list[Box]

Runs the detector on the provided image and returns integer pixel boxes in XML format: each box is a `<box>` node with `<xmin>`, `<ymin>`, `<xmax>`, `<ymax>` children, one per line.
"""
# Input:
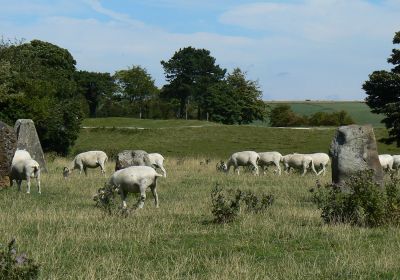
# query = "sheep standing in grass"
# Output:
<box><xmin>63</xmin><ymin>151</ymin><xmax>108</xmax><ymax>178</ymax></box>
<box><xmin>10</xmin><ymin>150</ymin><xmax>41</xmax><ymax>194</ymax></box>
<box><xmin>379</xmin><ymin>154</ymin><xmax>394</xmax><ymax>172</ymax></box>
<box><xmin>281</xmin><ymin>153</ymin><xmax>317</xmax><ymax>176</ymax></box>
<box><xmin>306</xmin><ymin>153</ymin><xmax>330</xmax><ymax>176</ymax></box>
<box><xmin>393</xmin><ymin>155</ymin><xmax>400</xmax><ymax>174</ymax></box>
<box><xmin>222</xmin><ymin>151</ymin><xmax>259</xmax><ymax>175</ymax></box>
<box><xmin>148</xmin><ymin>153</ymin><xmax>167</xmax><ymax>177</ymax></box>
<box><xmin>258</xmin><ymin>152</ymin><xmax>282</xmax><ymax>175</ymax></box>
<box><xmin>107</xmin><ymin>166</ymin><xmax>163</xmax><ymax>209</ymax></box>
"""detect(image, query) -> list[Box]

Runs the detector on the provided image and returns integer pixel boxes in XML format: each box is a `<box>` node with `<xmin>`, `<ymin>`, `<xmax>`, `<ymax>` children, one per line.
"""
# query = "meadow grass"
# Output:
<box><xmin>1</xmin><ymin>158</ymin><xmax>400</xmax><ymax>279</ymax></box>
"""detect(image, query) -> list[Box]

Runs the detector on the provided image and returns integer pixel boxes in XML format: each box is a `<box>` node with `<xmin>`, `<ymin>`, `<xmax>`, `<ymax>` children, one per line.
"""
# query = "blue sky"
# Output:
<box><xmin>1</xmin><ymin>0</ymin><xmax>399</xmax><ymax>100</ymax></box>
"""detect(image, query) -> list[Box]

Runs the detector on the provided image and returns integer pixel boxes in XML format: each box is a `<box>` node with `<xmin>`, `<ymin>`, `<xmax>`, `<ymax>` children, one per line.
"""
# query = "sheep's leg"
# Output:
<box><xmin>120</xmin><ymin>190</ymin><xmax>128</xmax><ymax>209</ymax></box>
<box><xmin>17</xmin><ymin>180</ymin><xmax>22</xmax><ymax>192</ymax></box>
<box><xmin>252</xmin><ymin>163</ymin><xmax>259</xmax><ymax>176</ymax></box>
<box><xmin>26</xmin><ymin>177</ymin><xmax>31</xmax><ymax>194</ymax></box>
<box><xmin>137</xmin><ymin>187</ymin><xmax>146</xmax><ymax>209</ymax></box>
<box><xmin>99</xmin><ymin>162</ymin><xmax>106</xmax><ymax>175</ymax></box>
<box><xmin>262</xmin><ymin>165</ymin><xmax>267</xmax><ymax>175</ymax></box>
<box><xmin>150</xmin><ymin>184</ymin><xmax>159</xmax><ymax>208</ymax></box>
<box><xmin>160</xmin><ymin>166</ymin><xmax>167</xmax><ymax>177</ymax></box>
<box><xmin>83</xmin><ymin>166</ymin><xmax>88</xmax><ymax>176</ymax></box>
<box><xmin>37</xmin><ymin>174</ymin><xmax>41</xmax><ymax>194</ymax></box>
<box><xmin>275</xmin><ymin>162</ymin><xmax>282</xmax><ymax>175</ymax></box>
<box><xmin>302</xmin><ymin>163</ymin><xmax>307</xmax><ymax>176</ymax></box>
<box><xmin>234</xmin><ymin>166</ymin><xmax>240</xmax><ymax>175</ymax></box>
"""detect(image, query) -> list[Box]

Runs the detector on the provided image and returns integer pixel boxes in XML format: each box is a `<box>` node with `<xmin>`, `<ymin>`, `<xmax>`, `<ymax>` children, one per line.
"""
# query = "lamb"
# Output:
<box><xmin>222</xmin><ymin>151</ymin><xmax>259</xmax><ymax>175</ymax></box>
<box><xmin>63</xmin><ymin>151</ymin><xmax>108</xmax><ymax>178</ymax></box>
<box><xmin>393</xmin><ymin>155</ymin><xmax>400</xmax><ymax>173</ymax></box>
<box><xmin>305</xmin><ymin>153</ymin><xmax>330</xmax><ymax>176</ymax></box>
<box><xmin>281</xmin><ymin>153</ymin><xmax>317</xmax><ymax>176</ymax></box>
<box><xmin>379</xmin><ymin>154</ymin><xmax>394</xmax><ymax>172</ymax></box>
<box><xmin>148</xmin><ymin>153</ymin><xmax>167</xmax><ymax>177</ymax></box>
<box><xmin>107</xmin><ymin>166</ymin><xmax>163</xmax><ymax>209</ymax></box>
<box><xmin>10</xmin><ymin>150</ymin><xmax>41</xmax><ymax>194</ymax></box>
<box><xmin>257</xmin><ymin>152</ymin><xmax>282</xmax><ymax>175</ymax></box>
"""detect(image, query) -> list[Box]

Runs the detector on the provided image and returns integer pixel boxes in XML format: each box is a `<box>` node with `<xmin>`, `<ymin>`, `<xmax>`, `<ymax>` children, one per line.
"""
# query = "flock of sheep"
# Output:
<box><xmin>8</xmin><ymin>148</ymin><xmax>400</xmax><ymax>209</ymax></box>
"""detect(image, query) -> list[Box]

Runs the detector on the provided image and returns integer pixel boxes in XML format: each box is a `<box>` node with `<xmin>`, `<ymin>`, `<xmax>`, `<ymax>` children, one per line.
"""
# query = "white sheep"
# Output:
<box><xmin>379</xmin><ymin>154</ymin><xmax>394</xmax><ymax>172</ymax></box>
<box><xmin>63</xmin><ymin>151</ymin><xmax>108</xmax><ymax>177</ymax></box>
<box><xmin>258</xmin><ymin>152</ymin><xmax>282</xmax><ymax>175</ymax></box>
<box><xmin>281</xmin><ymin>153</ymin><xmax>317</xmax><ymax>176</ymax></box>
<box><xmin>107</xmin><ymin>166</ymin><xmax>163</xmax><ymax>209</ymax></box>
<box><xmin>148</xmin><ymin>153</ymin><xmax>167</xmax><ymax>177</ymax></box>
<box><xmin>222</xmin><ymin>151</ymin><xmax>259</xmax><ymax>175</ymax></box>
<box><xmin>306</xmin><ymin>153</ymin><xmax>330</xmax><ymax>176</ymax></box>
<box><xmin>393</xmin><ymin>155</ymin><xmax>400</xmax><ymax>174</ymax></box>
<box><xmin>10</xmin><ymin>150</ymin><xmax>41</xmax><ymax>194</ymax></box>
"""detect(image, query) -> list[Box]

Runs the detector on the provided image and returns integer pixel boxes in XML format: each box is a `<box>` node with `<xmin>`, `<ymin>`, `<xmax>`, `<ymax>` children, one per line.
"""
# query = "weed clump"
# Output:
<box><xmin>211</xmin><ymin>184</ymin><xmax>274</xmax><ymax>224</ymax></box>
<box><xmin>312</xmin><ymin>171</ymin><xmax>400</xmax><ymax>227</ymax></box>
<box><xmin>0</xmin><ymin>238</ymin><xmax>40</xmax><ymax>280</ymax></box>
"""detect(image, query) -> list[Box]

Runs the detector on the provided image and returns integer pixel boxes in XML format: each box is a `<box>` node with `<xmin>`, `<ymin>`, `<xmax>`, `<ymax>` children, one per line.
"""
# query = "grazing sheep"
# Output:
<box><xmin>306</xmin><ymin>153</ymin><xmax>330</xmax><ymax>176</ymax></box>
<box><xmin>148</xmin><ymin>153</ymin><xmax>167</xmax><ymax>177</ymax></box>
<box><xmin>107</xmin><ymin>166</ymin><xmax>163</xmax><ymax>209</ymax></box>
<box><xmin>222</xmin><ymin>151</ymin><xmax>259</xmax><ymax>175</ymax></box>
<box><xmin>258</xmin><ymin>152</ymin><xmax>282</xmax><ymax>175</ymax></box>
<box><xmin>10</xmin><ymin>150</ymin><xmax>41</xmax><ymax>194</ymax></box>
<box><xmin>393</xmin><ymin>155</ymin><xmax>400</xmax><ymax>173</ymax></box>
<box><xmin>63</xmin><ymin>151</ymin><xmax>108</xmax><ymax>177</ymax></box>
<box><xmin>281</xmin><ymin>153</ymin><xmax>317</xmax><ymax>176</ymax></box>
<box><xmin>379</xmin><ymin>154</ymin><xmax>394</xmax><ymax>172</ymax></box>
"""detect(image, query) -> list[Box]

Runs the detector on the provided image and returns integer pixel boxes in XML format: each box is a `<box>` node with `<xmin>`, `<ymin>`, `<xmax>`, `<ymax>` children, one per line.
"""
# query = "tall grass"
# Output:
<box><xmin>1</xmin><ymin>158</ymin><xmax>400</xmax><ymax>279</ymax></box>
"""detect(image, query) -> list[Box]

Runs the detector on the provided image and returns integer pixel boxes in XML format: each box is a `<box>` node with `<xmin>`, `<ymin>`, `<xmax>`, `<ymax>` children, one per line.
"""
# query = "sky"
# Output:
<box><xmin>0</xmin><ymin>0</ymin><xmax>399</xmax><ymax>100</ymax></box>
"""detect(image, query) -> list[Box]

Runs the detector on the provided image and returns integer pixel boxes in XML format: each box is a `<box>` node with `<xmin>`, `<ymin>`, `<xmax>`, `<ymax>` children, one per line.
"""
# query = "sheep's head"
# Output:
<box><xmin>63</xmin><ymin>167</ymin><xmax>70</xmax><ymax>178</ymax></box>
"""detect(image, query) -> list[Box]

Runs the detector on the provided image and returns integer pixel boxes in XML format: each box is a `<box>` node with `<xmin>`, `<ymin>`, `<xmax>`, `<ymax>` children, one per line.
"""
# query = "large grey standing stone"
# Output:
<box><xmin>14</xmin><ymin>119</ymin><xmax>47</xmax><ymax>172</ymax></box>
<box><xmin>115</xmin><ymin>150</ymin><xmax>152</xmax><ymax>171</ymax></box>
<box><xmin>329</xmin><ymin>124</ymin><xmax>383</xmax><ymax>186</ymax></box>
<box><xmin>0</xmin><ymin>121</ymin><xmax>17</xmax><ymax>189</ymax></box>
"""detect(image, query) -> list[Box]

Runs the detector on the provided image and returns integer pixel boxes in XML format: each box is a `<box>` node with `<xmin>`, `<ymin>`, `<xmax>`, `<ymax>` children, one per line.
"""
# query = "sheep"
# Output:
<box><xmin>305</xmin><ymin>153</ymin><xmax>330</xmax><ymax>176</ymax></box>
<box><xmin>393</xmin><ymin>155</ymin><xmax>400</xmax><ymax>173</ymax></box>
<box><xmin>257</xmin><ymin>152</ymin><xmax>282</xmax><ymax>175</ymax></box>
<box><xmin>148</xmin><ymin>153</ymin><xmax>167</xmax><ymax>177</ymax></box>
<box><xmin>281</xmin><ymin>153</ymin><xmax>317</xmax><ymax>176</ymax></box>
<box><xmin>107</xmin><ymin>166</ymin><xmax>163</xmax><ymax>209</ymax></box>
<box><xmin>63</xmin><ymin>151</ymin><xmax>108</xmax><ymax>178</ymax></box>
<box><xmin>379</xmin><ymin>154</ymin><xmax>394</xmax><ymax>172</ymax></box>
<box><xmin>10</xmin><ymin>150</ymin><xmax>41</xmax><ymax>194</ymax></box>
<box><xmin>222</xmin><ymin>151</ymin><xmax>259</xmax><ymax>175</ymax></box>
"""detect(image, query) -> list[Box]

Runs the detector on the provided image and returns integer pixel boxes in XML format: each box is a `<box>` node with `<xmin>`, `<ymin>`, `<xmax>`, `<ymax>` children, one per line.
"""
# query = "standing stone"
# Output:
<box><xmin>14</xmin><ymin>119</ymin><xmax>47</xmax><ymax>172</ymax></box>
<box><xmin>0</xmin><ymin>121</ymin><xmax>17</xmax><ymax>189</ymax></box>
<box><xmin>115</xmin><ymin>150</ymin><xmax>152</xmax><ymax>171</ymax></box>
<box><xmin>330</xmin><ymin>124</ymin><xmax>383</xmax><ymax>186</ymax></box>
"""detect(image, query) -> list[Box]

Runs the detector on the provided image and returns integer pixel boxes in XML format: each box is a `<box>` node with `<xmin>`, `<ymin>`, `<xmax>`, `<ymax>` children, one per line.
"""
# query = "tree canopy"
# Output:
<box><xmin>363</xmin><ymin>31</ymin><xmax>400</xmax><ymax>146</ymax></box>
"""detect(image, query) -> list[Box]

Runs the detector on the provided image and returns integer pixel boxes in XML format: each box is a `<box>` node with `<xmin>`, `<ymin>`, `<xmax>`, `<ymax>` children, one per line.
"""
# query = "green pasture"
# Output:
<box><xmin>1</xmin><ymin>158</ymin><xmax>400</xmax><ymax>279</ymax></box>
<box><xmin>266</xmin><ymin>101</ymin><xmax>384</xmax><ymax>127</ymax></box>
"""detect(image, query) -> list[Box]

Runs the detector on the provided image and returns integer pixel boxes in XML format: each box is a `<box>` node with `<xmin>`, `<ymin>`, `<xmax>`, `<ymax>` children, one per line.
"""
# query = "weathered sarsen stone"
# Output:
<box><xmin>330</xmin><ymin>124</ymin><xmax>383</xmax><ymax>186</ymax></box>
<box><xmin>0</xmin><ymin>121</ymin><xmax>17</xmax><ymax>189</ymax></box>
<box><xmin>14</xmin><ymin>119</ymin><xmax>47</xmax><ymax>172</ymax></box>
<box><xmin>115</xmin><ymin>150</ymin><xmax>152</xmax><ymax>171</ymax></box>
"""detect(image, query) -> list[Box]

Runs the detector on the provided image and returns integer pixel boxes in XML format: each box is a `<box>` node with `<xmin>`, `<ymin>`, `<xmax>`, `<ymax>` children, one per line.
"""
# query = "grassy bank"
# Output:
<box><xmin>1</xmin><ymin>158</ymin><xmax>400</xmax><ymax>279</ymax></box>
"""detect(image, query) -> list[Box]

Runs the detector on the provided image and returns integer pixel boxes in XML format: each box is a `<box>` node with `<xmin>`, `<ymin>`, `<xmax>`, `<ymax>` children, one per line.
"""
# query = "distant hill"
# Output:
<box><xmin>265</xmin><ymin>101</ymin><xmax>384</xmax><ymax>127</ymax></box>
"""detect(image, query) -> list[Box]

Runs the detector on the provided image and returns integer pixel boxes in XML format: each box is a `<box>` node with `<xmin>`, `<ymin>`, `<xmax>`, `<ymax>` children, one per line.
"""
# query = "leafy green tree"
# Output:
<box><xmin>114</xmin><ymin>66</ymin><xmax>158</xmax><ymax>119</ymax></box>
<box><xmin>75</xmin><ymin>71</ymin><xmax>115</xmax><ymax>117</ymax></box>
<box><xmin>0</xmin><ymin>39</ymin><xmax>83</xmax><ymax>155</ymax></box>
<box><xmin>268</xmin><ymin>104</ymin><xmax>308</xmax><ymax>127</ymax></box>
<box><xmin>363</xmin><ymin>31</ymin><xmax>400</xmax><ymax>145</ymax></box>
<box><xmin>308</xmin><ymin>110</ymin><xmax>354</xmax><ymax>126</ymax></box>
<box><xmin>161</xmin><ymin>47</ymin><xmax>226</xmax><ymax>119</ymax></box>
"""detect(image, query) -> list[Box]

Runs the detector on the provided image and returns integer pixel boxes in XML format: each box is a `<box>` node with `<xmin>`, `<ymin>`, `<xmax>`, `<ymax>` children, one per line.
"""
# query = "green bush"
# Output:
<box><xmin>312</xmin><ymin>171</ymin><xmax>400</xmax><ymax>227</ymax></box>
<box><xmin>211</xmin><ymin>184</ymin><xmax>274</xmax><ymax>224</ymax></box>
<box><xmin>0</xmin><ymin>239</ymin><xmax>40</xmax><ymax>279</ymax></box>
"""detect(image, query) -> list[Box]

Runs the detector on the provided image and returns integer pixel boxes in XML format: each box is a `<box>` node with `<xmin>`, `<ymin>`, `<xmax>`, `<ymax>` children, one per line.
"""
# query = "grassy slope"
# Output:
<box><xmin>1</xmin><ymin>159</ymin><xmax>400</xmax><ymax>279</ymax></box>
<box><xmin>73</xmin><ymin>126</ymin><xmax>400</xmax><ymax>160</ymax></box>
<box><xmin>266</xmin><ymin>101</ymin><xmax>384</xmax><ymax>127</ymax></box>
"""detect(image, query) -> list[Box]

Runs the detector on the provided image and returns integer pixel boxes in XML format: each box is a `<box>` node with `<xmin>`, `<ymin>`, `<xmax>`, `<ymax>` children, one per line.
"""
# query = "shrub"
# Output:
<box><xmin>312</xmin><ymin>171</ymin><xmax>400</xmax><ymax>227</ymax></box>
<box><xmin>93</xmin><ymin>184</ymin><xmax>122</xmax><ymax>216</ymax></box>
<box><xmin>0</xmin><ymin>238</ymin><xmax>40</xmax><ymax>279</ymax></box>
<box><xmin>211</xmin><ymin>184</ymin><xmax>274</xmax><ymax>224</ymax></box>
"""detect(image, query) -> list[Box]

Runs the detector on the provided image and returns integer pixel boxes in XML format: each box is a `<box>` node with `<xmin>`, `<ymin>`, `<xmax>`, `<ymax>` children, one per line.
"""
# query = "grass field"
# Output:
<box><xmin>266</xmin><ymin>101</ymin><xmax>384</xmax><ymax>127</ymax></box>
<box><xmin>1</xmin><ymin>158</ymin><xmax>400</xmax><ymax>279</ymax></box>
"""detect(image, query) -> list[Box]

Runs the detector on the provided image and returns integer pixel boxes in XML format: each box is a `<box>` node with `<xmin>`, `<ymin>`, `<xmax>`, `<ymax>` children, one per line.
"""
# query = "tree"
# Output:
<box><xmin>114</xmin><ymin>66</ymin><xmax>158</xmax><ymax>119</ymax></box>
<box><xmin>0</xmin><ymin>39</ymin><xmax>83</xmax><ymax>155</ymax></box>
<box><xmin>75</xmin><ymin>71</ymin><xmax>115</xmax><ymax>118</ymax></box>
<box><xmin>161</xmin><ymin>47</ymin><xmax>226</xmax><ymax>119</ymax></box>
<box><xmin>363</xmin><ymin>31</ymin><xmax>400</xmax><ymax>146</ymax></box>
<box><xmin>268</xmin><ymin>104</ymin><xmax>308</xmax><ymax>127</ymax></box>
